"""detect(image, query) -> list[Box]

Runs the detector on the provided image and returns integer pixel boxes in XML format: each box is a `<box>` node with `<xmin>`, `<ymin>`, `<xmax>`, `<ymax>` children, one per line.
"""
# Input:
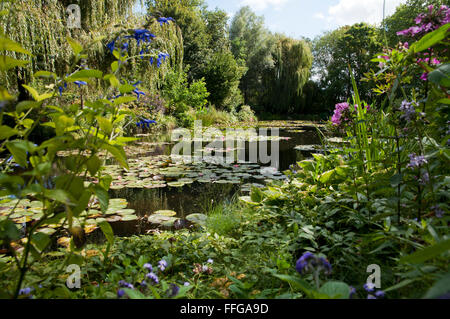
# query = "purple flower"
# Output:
<box><xmin>143</xmin><ymin>263</ymin><xmax>153</xmax><ymax>272</ymax></box>
<box><xmin>363</xmin><ymin>283</ymin><xmax>376</xmax><ymax>293</ymax></box>
<box><xmin>117</xmin><ymin>289</ymin><xmax>125</xmax><ymax>298</ymax></box>
<box><xmin>207</xmin><ymin>259</ymin><xmax>214</xmax><ymax>264</ymax></box>
<box><xmin>399</xmin><ymin>100</ymin><xmax>416</xmax><ymax>121</ymax></box>
<box><xmin>407</xmin><ymin>153</ymin><xmax>428</xmax><ymax>169</ymax></box>
<box><xmin>146</xmin><ymin>272</ymin><xmax>159</xmax><ymax>284</ymax></box>
<box><xmin>166</xmin><ymin>283</ymin><xmax>180</xmax><ymax>298</ymax></box>
<box><xmin>375</xmin><ymin>290</ymin><xmax>385</xmax><ymax>298</ymax></box>
<box><xmin>118</xmin><ymin>280</ymin><xmax>134</xmax><ymax>289</ymax></box>
<box><xmin>331</xmin><ymin>102</ymin><xmax>350</xmax><ymax>126</ymax></box>
<box><xmin>367</xmin><ymin>294</ymin><xmax>377</xmax><ymax>299</ymax></box>
<box><xmin>158</xmin><ymin>260</ymin><xmax>168</xmax><ymax>271</ymax></box>
<box><xmin>19</xmin><ymin>287</ymin><xmax>33</xmax><ymax>295</ymax></box>
<box><xmin>420</xmin><ymin>73</ymin><xmax>428</xmax><ymax>81</ymax></box>
<box><xmin>295</xmin><ymin>252</ymin><xmax>332</xmax><ymax>275</ymax></box>
<box><xmin>184</xmin><ymin>282</ymin><xmax>190</xmax><ymax>287</ymax></box>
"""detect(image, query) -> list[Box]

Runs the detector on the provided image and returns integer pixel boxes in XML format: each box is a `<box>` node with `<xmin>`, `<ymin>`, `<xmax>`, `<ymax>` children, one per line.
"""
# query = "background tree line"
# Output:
<box><xmin>2</xmin><ymin>0</ymin><xmax>448</xmax><ymax>121</ymax></box>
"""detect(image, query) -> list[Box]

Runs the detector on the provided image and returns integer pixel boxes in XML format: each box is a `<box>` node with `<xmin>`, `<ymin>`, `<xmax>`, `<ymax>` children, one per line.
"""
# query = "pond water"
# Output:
<box><xmin>107</xmin><ymin>122</ymin><xmax>324</xmax><ymax>236</ymax></box>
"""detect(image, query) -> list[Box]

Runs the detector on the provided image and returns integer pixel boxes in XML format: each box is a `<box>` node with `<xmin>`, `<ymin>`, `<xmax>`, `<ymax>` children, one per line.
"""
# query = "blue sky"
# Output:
<box><xmin>204</xmin><ymin>0</ymin><xmax>407</xmax><ymax>39</ymax></box>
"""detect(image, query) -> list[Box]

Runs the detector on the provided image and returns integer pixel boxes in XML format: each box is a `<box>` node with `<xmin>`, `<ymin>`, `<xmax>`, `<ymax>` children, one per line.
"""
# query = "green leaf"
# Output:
<box><xmin>0</xmin><ymin>125</ymin><xmax>18</xmax><ymax>139</ymax></box>
<box><xmin>119</xmin><ymin>84</ymin><xmax>135</xmax><ymax>94</ymax></box>
<box><xmin>67</xmin><ymin>37</ymin><xmax>83</xmax><ymax>55</ymax></box>
<box><xmin>113</xmin><ymin>96</ymin><xmax>137</xmax><ymax>105</ymax></box>
<box><xmin>6</xmin><ymin>141</ymin><xmax>28</xmax><ymax>167</ymax></box>
<box><xmin>22</xmin><ymin>85</ymin><xmax>53</xmax><ymax>102</ymax></box>
<box><xmin>67</xmin><ymin>69</ymin><xmax>103</xmax><ymax>81</ymax></box>
<box><xmin>318</xmin><ymin>281</ymin><xmax>350</xmax><ymax>299</ymax></box>
<box><xmin>31</xmin><ymin>232</ymin><xmax>51</xmax><ymax>253</ymax></box>
<box><xmin>34</xmin><ymin>71</ymin><xmax>57</xmax><ymax>79</ymax></box>
<box><xmin>423</xmin><ymin>273</ymin><xmax>450</xmax><ymax>299</ymax></box>
<box><xmin>0</xmin><ymin>55</ymin><xmax>30</xmax><ymax>71</ymax></box>
<box><xmin>400</xmin><ymin>239</ymin><xmax>450</xmax><ymax>264</ymax></box>
<box><xmin>45</xmin><ymin>189</ymin><xmax>71</xmax><ymax>204</ymax></box>
<box><xmin>273</xmin><ymin>274</ymin><xmax>314</xmax><ymax>297</ymax></box>
<box><xmin>319</xmin><ymin>170</ymin><xmax>334</xmax><ymax>184</ymax></box>
<box><xmin>111</xmin><ymin>61</ymin><xmax>119</xmax><ymax>72</ymax></box>
<box><xmin>0</xmin><ymin>35</ymin><xmax>32</xmax><ymax>55</ymax></box>
<box><xmin>410</xmin><ymin>23</ymin><xmax>450</xmax><ymax>53</ymax></box>
<box><xmin>123</xmin><ymin>288</ymin><xmax>147</xmax><ymax>299</ymax></box>
<box><xmin>86</xmin><ymin>155</ymin><xmax>102</xmax><ymax>176</ymax></box>
<box><xmin>96</xmin><ymin>116</ymin><xmax>113</xmax><ymax>135</ymax></box>
<box><xmin>0</xmin><ymin>220</ymin><xmax>21</xmax><ymax>240</ymax></box>
<box><xmin>94</xmin><ymin>185</ymin><xmax>109</xmax><ymax>213</ymax></box>
<box><xmin>428</xmin><ymin>63</ymin><xmax>450</xmax><ymax>87</ymax></box>
<box><xmin>103</xmin><ymin>144</ymin><xmax>128</xmax><ymax>169</ymax></box>
<box><xmin>99</xmin><ymin>221</ymin><xmax>114</xmax><ymax>245</ymax></box>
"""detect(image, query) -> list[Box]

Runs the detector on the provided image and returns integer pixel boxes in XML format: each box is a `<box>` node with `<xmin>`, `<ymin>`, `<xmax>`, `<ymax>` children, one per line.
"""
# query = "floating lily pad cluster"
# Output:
<box><xmin>0</xmin><ymin>197</ymin><xmax>137</xmax><ymax>236</ymax></box>
<box><xmin>98</xmin><ymin>155</ymin><xmax>287</xmax><ymax>190</ymax></box>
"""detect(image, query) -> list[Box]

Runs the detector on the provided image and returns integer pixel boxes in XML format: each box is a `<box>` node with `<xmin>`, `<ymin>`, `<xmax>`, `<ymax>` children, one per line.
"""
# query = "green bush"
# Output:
<box><xmin>237</xmin><ymin>105</ymin><xmax>257</xmax><ymax>123</ymax></box>
<box><xmin>162</xmin><ymin>69</ymin><xmax>210</xmax><ymax>115</ymax></box>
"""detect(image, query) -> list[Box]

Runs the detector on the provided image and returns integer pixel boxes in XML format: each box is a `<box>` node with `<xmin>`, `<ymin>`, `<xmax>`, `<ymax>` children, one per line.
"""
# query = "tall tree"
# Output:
<box><xmin>229</xmin><ymin>6</ymin><xmax>274</xmax><ymax>106</ymax></box>
<box><xmin>312</xmin><ymin>23</ymin><xmax>382</xmax><ymax>110</ymax></box>
<box><xmin>264</xmin><ymin>35</ymin><xmax>313</xmax><ymax>114</ymax></box>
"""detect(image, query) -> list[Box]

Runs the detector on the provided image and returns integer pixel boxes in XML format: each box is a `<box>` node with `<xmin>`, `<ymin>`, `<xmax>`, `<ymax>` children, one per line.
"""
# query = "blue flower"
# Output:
<box><xmin>157</xmin><ymin>17</ymin><xmax>175</xmax><ymax>26</ymax></box>
<box><xmin>158</xmin><ymin>259</ymin><xmax>168</xmax><ymax>271</ymax></box>
<box><xmin>150</xmin><ymin>57</ymin><xmax>154</xmax><ymax>65</ymax></box>
<box><xmin>167</xmin><ymin>283</ymin><xmax>180</xmax><ymax>298</ymax></box>
<box><xmin>140</xmin><ymin>280</ymin><xmax>148</xmax><ymax>287</ymax></box>
<box><xmin>118</xmin><ymin>280</ymin><xmax>134</xmax><ymax>289</ymax></box>
<box><xmin>74</xmin><ymin>81</ymin><xmax>87</xmax><ymax>88</ymax></box>
<box><xmin>107</xmin><ymin>39</ymin><xmax>117</xmax><ymax>53</ymax></box>
<box><xmin>407</xmin><ymin>153</ymin><xmax>428</xmax><ymax>169</ymax></box>
<box><xmin>19</xmin><ymin>287</ymin><xmax>33</xmax><ymax>295</ymax></box>
<box><xmin>143</xmin><ymin>263</ymin><xmax>153</xmax><ymax>272</ymax></box>
<box><xmin>367</xmin><ymin>294</ymin><xmax>377</xmax><ymax>299</ymax></box>
<box><xmin>146</xmin><ymin>272</ymin><xmax>159</xmax><ymax>284</ymax></box>
<box><xmin>375</xmin><ymin>290</ymin><xmax>385</xmax><ymax>298</ymax></box>
<box><xmin>207</xmin><ymin>259</ymin><xmax>214</xmax><ymax>264</ymax></box>
<box><xmin>122</xmin><ymin>42</ymin><xmax>129</xmax><ymax>51</ymax></box>
<box><xmin>133</xmin><ymin>88</ymin><xmax>146</xmax><ymax>100</ymax></box>
<box><xmin>184</xmin><ymin>282</ymin><xmax>190</xmax><ymax>287</ymax></box>
<box><xmin>363</xmin><ymin>283</ymin><xmax>376</xmax><ymax>293</ymax></box>
<box><xmin>117</xmin><ymin>289</ymin><xmax>125</xmax><ymax>298</ymax></box>
<box><xmin>125</xmin><ymin>29</ymin><xmax>156</xmax><ymax>46</ymax></box>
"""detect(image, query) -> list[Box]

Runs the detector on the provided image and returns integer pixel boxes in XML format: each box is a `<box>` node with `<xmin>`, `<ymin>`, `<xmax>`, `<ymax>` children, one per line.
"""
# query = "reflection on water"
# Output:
<box><xmin>107</xmin><ymin>125</ymin><xmax>322</xmax><ymax>236</ymax></box>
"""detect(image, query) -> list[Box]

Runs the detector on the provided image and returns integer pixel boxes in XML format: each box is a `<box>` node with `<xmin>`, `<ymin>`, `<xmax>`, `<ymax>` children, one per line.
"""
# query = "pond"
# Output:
<box><xmin>107</xmin><ymin>121</ymin><xmax>325</xmax><ymax>236</ymax></box>
<box><xmin>0</xmin><ymin>121</ymin><xmax>327</xmax><ymax>241</ymax></box>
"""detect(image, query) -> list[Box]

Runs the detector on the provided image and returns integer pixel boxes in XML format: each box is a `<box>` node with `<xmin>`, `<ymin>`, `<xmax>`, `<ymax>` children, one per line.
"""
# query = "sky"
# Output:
<box><xmin>203</xmin><ymin>0</ymin><xmax>408</xmax><ymax>39</ymax></box>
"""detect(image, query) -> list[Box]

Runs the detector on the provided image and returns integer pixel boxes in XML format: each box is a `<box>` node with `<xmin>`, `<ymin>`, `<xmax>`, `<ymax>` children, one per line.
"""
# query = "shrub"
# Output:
<box><xmin>237</xmin><ymin>105</ymin><xmax>257</xmax><ymax>123</ymax></box>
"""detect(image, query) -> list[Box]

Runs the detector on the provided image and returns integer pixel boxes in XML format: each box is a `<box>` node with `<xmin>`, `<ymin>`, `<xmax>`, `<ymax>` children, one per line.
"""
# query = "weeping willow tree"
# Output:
<box><xmin>264</xmin><ymin>35</ymin><xmax>313</xmax><ymax>114</ymax></box>
<box><xmin>0</xmin><ymin>0</ymin><xmax>183</xmax><ymax>95</ymax></box>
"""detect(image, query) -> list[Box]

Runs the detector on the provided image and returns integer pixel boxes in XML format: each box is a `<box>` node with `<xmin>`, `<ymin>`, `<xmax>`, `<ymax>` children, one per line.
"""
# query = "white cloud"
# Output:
<box><xmin>241</xmin><ymin>0</ymin><xmax>289</xmax><ymax>11</ymax></box>
<box><xmin>320</xmin><ymin>0</ymin><xmax>407</xmax><ymax>26</ymax></box>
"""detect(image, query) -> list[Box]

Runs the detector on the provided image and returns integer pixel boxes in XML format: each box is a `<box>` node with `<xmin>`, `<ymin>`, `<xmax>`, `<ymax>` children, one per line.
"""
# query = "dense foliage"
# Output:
<box><xmin>0</xmin><ymin>0</ymin><xmax>449</xmax><ymax>301</ymax></box>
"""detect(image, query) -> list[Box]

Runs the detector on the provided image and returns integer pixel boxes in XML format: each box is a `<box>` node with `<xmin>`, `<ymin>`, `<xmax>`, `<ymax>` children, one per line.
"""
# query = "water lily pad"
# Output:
<box><xmin>37</xmin><ymin>228</ymin><xmax>57</xmax><ymax>235</ymax></box>
<box><xmin>186</xmin><ymin>213</ymin><xmax>207</xmax><ymax>226</ymax></box>
<box><xmin>152</xmin><ymin>210</ymin><xmax>177</xmax><ymax>217</ymax></box>
<box><xmin>121</xmin><ymin>215</ymin><xmax>138</xmax><ymax>221</ymax></box>
<box><xmin>148</xmin><ymin>215</ymin><xmax>178</xmax><ymax>225</ymax></box>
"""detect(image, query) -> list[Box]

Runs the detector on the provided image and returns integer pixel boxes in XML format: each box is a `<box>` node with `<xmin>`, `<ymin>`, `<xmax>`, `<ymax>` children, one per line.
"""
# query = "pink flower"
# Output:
<box><xmin>420</xmin><ymin>73</ymin><xmax>428</xmax><ymax>81</ymax></box>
